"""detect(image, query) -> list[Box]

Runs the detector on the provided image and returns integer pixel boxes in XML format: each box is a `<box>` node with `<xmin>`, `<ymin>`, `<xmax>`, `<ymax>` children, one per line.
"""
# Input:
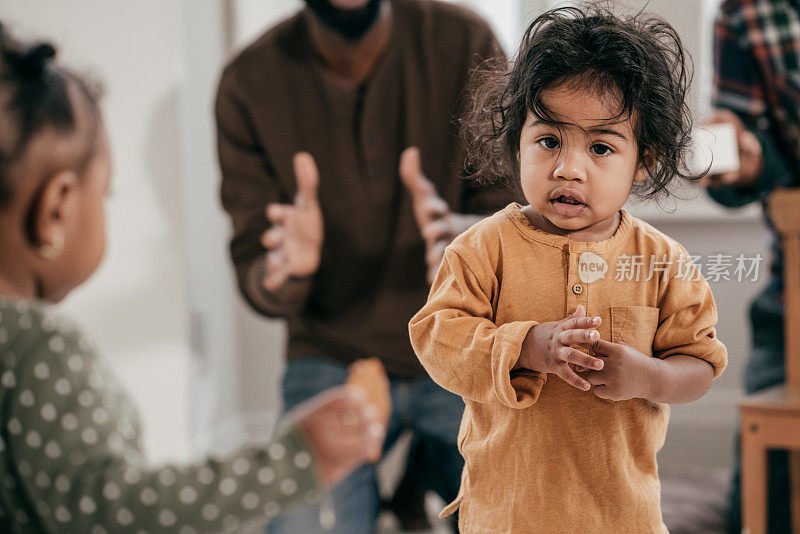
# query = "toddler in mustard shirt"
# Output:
<box><xmin>409</xmin><ymin>5</ymin><xmax>728</xmax><ymax>533</ymax></box>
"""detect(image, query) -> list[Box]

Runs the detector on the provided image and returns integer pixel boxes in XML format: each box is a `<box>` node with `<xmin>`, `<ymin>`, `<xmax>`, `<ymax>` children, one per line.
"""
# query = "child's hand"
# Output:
<box><xmin>577</xmin><ymin>339</ymin><xmax>659</xmax><ymax>401</ymax></box>
<box><xmin>261</xmin><ymin>152</ymin><xmax>324</xmax><ymax>291</ymax></box>
<box><xmin>291</xmin><ymin>387</ymin><xmax>385</xmax><ymax>487</ymax></box>
<box><xmin>517</xmin><ymin>305</ymin><xmax>605</xmax><ymax>391</ymax></box>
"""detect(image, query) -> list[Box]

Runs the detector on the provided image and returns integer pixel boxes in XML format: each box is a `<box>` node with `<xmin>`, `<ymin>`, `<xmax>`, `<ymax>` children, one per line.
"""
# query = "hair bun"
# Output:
<box><xmin>3</xmin><ymin>42</ymin><xmax>56</xmax><ymax>79</ymax></box>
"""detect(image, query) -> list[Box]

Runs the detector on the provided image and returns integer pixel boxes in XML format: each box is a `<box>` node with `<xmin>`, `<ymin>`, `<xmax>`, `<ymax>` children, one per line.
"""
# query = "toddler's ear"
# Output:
<box><xmin>30</xmin><ymin>169</ymin><xmax>79</xmax><ymax>254</ymax></box>
<box><xmin>634</xmin><ymin>152</ymin><xmax>656</xmax><ymax>183</ymax></box>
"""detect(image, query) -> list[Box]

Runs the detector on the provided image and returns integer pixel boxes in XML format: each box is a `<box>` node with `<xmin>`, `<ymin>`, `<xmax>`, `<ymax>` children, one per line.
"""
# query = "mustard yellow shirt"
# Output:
<box><xmin>409</xmin><ymin>203</ymin><xmax>727</xmax><ymax>534</ymax></box>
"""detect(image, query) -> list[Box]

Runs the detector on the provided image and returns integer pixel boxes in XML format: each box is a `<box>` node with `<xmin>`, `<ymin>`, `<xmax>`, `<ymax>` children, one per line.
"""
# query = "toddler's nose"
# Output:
<box><xmin>553</xmin><ymin>149</ymin><xmax>587</xmax><ymax>182</ymax></box>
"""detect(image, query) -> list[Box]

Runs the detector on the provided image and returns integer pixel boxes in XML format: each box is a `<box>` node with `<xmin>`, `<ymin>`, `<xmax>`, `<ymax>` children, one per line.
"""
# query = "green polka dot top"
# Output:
<box><xmin>0</xmin><ymin>298</ymin><xmax>321</xmax><ymax>533</ymax></box>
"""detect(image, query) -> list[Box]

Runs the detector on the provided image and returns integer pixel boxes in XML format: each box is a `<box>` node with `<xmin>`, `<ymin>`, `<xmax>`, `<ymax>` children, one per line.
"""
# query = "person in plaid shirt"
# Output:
<box><xmin>706</xmin><ymin>0</ymin><xmax>800</xmax><ymax>532</ymax></box>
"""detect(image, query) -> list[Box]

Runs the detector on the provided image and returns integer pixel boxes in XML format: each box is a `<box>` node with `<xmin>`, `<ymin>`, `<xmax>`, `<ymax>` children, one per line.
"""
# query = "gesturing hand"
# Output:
<box><xmin>291</xmin><ymin>387</ymin><xmax>384</xmax><ymax>487</ymax></box>
<box><xmin>261</xmin><ymin>152</ymin><xmax>324</xmax><ymax>292</ymax></box>
<box><xmin>517</xmin><ymin>305</ymin><xmax>605</xmax><ymax>391</ymax></box>
<box><xmin>577</xmin><ymin>338</ymin><xmax>658</xmax><ymax>402</ymax></box>
<box><xmin>400</xmin><ymin>147</ymin><xmax>478</xmax><ymax>285</ymax></box>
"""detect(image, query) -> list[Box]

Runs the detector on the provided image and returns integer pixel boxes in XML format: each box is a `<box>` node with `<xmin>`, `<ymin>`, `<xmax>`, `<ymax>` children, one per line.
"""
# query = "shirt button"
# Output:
<box><xmin>572</xmin><ymin>284</ymin><xmax>583</xmax><ymax>295</ymax></box>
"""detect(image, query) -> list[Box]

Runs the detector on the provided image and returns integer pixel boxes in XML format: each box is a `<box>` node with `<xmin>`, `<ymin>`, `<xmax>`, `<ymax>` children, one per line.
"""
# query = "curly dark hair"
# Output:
<box><xmin>462</xmin><ymin>3</ymin><xmax>696</xmax><ymax>199</ymax></box>
<box><xmin>0</xmin><ymin>21</ymin><xmax>102</xmax><ymax>209</ymax></box>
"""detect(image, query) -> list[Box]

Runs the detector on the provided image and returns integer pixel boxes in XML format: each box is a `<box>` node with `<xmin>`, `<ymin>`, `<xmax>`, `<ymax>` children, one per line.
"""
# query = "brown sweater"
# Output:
<box><xmin>215</xmin><ymin>0</ymin><xmax>513</xmax><ymax>376</ymax></box>
<box><xmin>409</xmin><ymin>204</ymin><xmax>728</xmax><ymax>533</ymax></box>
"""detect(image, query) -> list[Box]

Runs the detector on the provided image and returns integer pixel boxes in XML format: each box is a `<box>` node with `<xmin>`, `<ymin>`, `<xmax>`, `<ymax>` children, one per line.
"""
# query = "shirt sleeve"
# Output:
<box><xmin>6</xmin><ymin>321</ymin><xmax>321</xmax><ymax>533</ymax></box>
<box><xmin>215</xmin><ymin>67</ymin><xmax>313</xmax><ymax>318</ymax></box>
<box><xmin>409</xmin><ymin>248</ymin><xmax>545</xmax><ymax>408</ymax></box>
<box><xmin>707</xmin><ymin>3</ymin><xmax>798</xmax><ymax>208</ymax></box>
<box><xmin>652</xmin><ymin>252</ymin><xmax>728</xmax><ymax>378</ymax></box>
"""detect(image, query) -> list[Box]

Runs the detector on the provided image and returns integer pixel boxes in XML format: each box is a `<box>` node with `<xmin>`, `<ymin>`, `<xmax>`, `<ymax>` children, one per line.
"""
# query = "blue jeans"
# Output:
<box><xmin>266</xmin><ymin>357</ymin><xmax>464</xmax><ymax>534</ymax></box>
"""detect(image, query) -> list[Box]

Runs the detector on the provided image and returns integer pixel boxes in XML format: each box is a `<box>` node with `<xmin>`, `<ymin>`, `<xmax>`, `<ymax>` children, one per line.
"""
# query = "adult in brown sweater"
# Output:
<box><xmin>215</xmin><ymin>0</ymin><xmax>513</xmax><ymax>532</ymax></box>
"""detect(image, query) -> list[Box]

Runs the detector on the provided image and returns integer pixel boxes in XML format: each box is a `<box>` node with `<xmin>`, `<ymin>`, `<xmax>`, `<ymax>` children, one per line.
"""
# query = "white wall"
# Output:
<box><xmin>3</xmin><ymin>1</ymin><xmax>192</xmax><ymax>462</ymax></box>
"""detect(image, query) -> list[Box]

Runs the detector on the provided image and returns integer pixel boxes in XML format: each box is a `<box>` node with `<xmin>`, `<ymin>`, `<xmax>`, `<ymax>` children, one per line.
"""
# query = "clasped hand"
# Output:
<box><xmin>518</xmin><ymin>305</ymin><xmax>658</xmax><ymax>401</ymax></box>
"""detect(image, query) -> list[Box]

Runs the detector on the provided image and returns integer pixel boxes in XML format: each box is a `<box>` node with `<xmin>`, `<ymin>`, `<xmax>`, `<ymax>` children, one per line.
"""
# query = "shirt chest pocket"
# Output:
<box><xmin>610</xmin><ymin>306</ymin><xmax>660</xmax><ymax>358</ymax></box>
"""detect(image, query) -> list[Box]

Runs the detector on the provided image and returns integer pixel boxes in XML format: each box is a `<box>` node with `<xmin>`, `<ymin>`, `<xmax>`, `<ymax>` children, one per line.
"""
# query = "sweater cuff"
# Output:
<box><xmin>242</xmin><ymin>257</ymin><xmax>314</xmax><ymax>318</ymax></box>
<box><xmin>491</xmin><ymin>321</ymin><xmax>545</xmax><ymax>408</ymax></box>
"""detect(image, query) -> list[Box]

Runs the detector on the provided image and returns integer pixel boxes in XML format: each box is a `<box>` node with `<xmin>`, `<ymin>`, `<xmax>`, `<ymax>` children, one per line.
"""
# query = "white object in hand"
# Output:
<box><xmin>687</xmin><ymin>123</ymin><xmax>740</xmax><ymax>176</ymax></box>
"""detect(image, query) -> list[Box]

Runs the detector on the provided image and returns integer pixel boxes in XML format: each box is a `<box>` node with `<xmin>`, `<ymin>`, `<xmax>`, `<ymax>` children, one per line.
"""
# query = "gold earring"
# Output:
<box><xmin>39</xmin><ymin>233</ymin><xmax>65</xmax><ymax>259</ymax></box>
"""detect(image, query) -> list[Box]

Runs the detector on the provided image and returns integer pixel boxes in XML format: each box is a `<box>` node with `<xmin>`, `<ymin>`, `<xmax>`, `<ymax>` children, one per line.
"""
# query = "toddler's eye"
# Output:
<box><xmin>538</xmin><ymin>137</ymin><xmax>560</xmax><ymax>149</ymax></box>
<box><xmin>590</xmin><ymin>144</ymin><xmax>612</xmax><ymax>156</ymax></box>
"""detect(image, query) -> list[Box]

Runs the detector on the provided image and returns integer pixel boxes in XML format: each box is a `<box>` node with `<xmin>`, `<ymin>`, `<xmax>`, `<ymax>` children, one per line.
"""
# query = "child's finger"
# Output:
<box><xmin>261</xmin><ymin>226</ymin><xmax>285</xmax><ymax>249</ymax></box>
<box><xmin>556</xmin><ymin>365</ymin><xmax>590</xmax><ymax>391</ymax></box>
<box><xmin>564</xmin><ymin>348</ymin><xmax>604</xmax><ymax>371</ymax></box>
<box><xmin>592</xmin><ymin>385</ymin><xmax>614</xmax><ymax>400</ymax></box>
<box><xmin>565</xmin><ymin>315</ymin><xmax>601</xmax><ymax>330</ymax></box>
<box><xmin>578</xmin><ymin>338</ymin><xmax>618</xmax><ymax>357</ymax></box>
<box><xmin>581</xmin><ymin>371</ymin><xmax>604</xmax><ymax>385</ymax></box>
<box><xmin>569</xmin><ymin>304</ymin><xmax>586</xmax><ymax>319</ymax></box>
<box><xmin>557</xmin><ymin>328</ymin><xmax>599</xmax><ymax>346</ymax></box>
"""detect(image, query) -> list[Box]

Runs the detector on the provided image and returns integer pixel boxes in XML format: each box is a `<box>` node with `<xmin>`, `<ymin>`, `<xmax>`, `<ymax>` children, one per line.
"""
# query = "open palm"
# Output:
<box><xmin>261</xmin><ymin>152</ymin><xmax>324</xmax><ymax>291</ymax></box>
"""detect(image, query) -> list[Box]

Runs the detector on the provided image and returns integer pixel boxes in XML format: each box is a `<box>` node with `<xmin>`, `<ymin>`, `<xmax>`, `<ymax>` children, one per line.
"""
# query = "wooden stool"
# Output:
<box><xmin>740</xmin><ymin>188</ymin><xmax>800</xmax><ymax>534</ymax></box>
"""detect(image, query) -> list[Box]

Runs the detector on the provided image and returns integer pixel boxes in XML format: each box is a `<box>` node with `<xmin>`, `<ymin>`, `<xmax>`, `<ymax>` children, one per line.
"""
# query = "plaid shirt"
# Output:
<box><xmin>710</xmin><ymin>0</ymin><xmax>800</xmax><ymax>282</ymax></box>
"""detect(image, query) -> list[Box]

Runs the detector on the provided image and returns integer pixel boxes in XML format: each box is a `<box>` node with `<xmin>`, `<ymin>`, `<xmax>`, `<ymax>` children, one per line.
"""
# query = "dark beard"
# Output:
<box><xmin>303</xmin><ymin>0</ymin><xmax>383</xmax><ymax>41</ymax></box>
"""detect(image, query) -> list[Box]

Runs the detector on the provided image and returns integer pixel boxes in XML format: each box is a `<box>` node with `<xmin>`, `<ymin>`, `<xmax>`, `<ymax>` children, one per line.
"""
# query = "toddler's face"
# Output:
<box><xmin>70</xmin><ymin>126</ymin><xmax>111</xmax><ymax>288</ymax></box>
<box><xmin>44</xmin><ymin>123</ymin><xmax>111</xmax><ymax>302</ymax></box>
<box><xmin>518</xmin><ymin>83</ymin><xmax>647</xmax><ymax>240</ymax></box>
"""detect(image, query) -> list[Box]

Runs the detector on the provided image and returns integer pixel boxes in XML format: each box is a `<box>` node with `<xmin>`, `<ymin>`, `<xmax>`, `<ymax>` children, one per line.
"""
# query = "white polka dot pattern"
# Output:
<box><xmin>40</xmin><ymin>403</ymin><xmax>57</xmax><ymax>421</ymax></box>
<box><xmin>103</xmin><ymin>482</ymin><xmax>121</xmax><ymax>501</ymax></box>
<box><xmin>232</xmin><ymin>457</ymin><xmax>250</xmax><ymax>475</ymax></box>
<box><xmin>280</xmin><ymin>478</ymin><xmax>298</xmax><ymax>496</ymax></box>
<box><xmin>0</xmin><ymin>299</ymin><xmax>321</xmax><ymax>532</ymax></box>
<box><xmin>257</xmin><ymin>467</ymin><xmax>275</xmax><ymax>485</ymax></box>
<box><xmin>79</xmin><ymin>496</ymin><xmax>97</xmax><ymax>514</ymax></box>
<box><xmin>139</xmin><ymin>487</ymin><xmax>157</xmax><ymax>506</ymax></box>
<box><xmin>179</xmin><ymin>486</ymin><xmax>198</xmax><ymax>504</ymax></box>
<box><xmin>201</xmin><ymin>503</ymin><xmax>219</xmax><ymax>521</ymax></box>
<box><xmin>33</xmin><ymin>362</ymin><xmax>50</xmax><ymax>380</ymax></box>
<box><xmin>219</xmin><ymin>477</ymin><xmax>237</xmax><ymax>496</ymax></box>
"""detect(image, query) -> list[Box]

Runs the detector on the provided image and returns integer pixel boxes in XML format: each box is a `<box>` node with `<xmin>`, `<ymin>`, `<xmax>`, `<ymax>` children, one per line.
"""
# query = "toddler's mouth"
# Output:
<box><xmin>549</xmin><ymin>190</ymin><xmax>587</xmax><ymax>217</ymax></box>
<box><xmin>554</xmin><ymin>195</ymin><xmax>582</xmax><ymax>205</ymax></box>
